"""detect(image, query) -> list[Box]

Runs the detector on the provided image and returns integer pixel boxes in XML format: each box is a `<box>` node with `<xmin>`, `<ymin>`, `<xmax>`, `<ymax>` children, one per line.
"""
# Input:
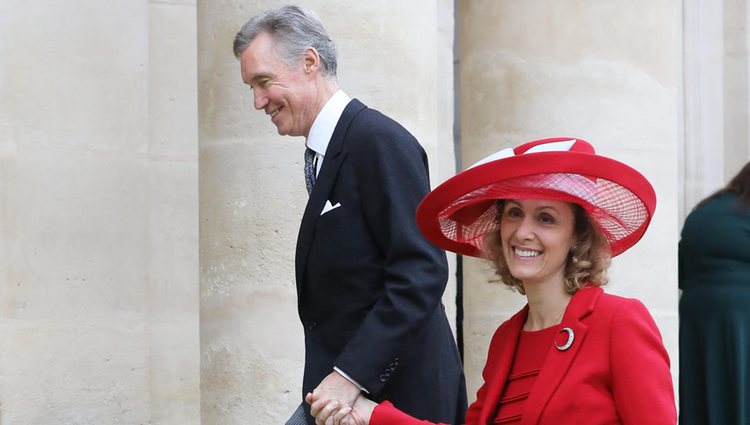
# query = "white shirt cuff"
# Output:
<box><xmin>333</xmin><ymin>366</ymin><xmax>369</xmax><ymax>394</ymax></box>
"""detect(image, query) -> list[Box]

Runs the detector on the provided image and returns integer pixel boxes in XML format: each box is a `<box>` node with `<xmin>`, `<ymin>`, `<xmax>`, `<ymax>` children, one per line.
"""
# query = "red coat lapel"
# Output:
<box><xmin>477</xmin><ymin>306</ymin><xmax>527</xmax><ymax>424</ymax></box>
<box><xmin>520</xmin><ymin>286</ymin><xmax>602</xmax><ymax>425</ymax></box>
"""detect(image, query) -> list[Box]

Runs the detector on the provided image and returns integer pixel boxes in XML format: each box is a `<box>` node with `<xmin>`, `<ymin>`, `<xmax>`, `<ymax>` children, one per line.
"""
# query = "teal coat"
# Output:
<box><xmin>679</xmin><ymin>192</ymin><xmax>750</xmax><ymax>425</ymax></box>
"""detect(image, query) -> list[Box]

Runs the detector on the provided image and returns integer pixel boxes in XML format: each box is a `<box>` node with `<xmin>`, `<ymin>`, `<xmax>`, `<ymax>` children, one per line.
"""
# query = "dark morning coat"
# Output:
<box><xmin>295</xmin><ymin>99</ymin><xmax>467</xmax><ymax>424</ymax></box>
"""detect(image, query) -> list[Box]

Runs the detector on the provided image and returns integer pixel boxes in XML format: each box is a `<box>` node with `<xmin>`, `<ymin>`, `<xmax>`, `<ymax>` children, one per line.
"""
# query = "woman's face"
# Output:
<box><xmin>499</xmin><ymin>199</ymin><xmax>576</xmax><ymax>288</ymax></box>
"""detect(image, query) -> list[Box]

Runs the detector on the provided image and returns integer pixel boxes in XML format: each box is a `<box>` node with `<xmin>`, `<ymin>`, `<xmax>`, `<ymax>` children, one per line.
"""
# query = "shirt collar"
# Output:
<box><xmin>306</xmin><ymin>90</ymin><xmax>351</xmax><ymax>156</ymax></box>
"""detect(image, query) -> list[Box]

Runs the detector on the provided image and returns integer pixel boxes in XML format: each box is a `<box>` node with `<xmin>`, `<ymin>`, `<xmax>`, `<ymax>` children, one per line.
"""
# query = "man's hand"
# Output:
<box><xmin>306</xmin><ymin>371</ymin><xmax>361</xmax><ymax>425</ymax></box>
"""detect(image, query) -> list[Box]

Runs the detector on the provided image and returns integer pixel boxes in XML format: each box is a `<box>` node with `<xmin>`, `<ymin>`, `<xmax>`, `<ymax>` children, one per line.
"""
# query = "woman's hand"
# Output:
<box><xmin>339</xmin><ymin>395</ymin><xmax>376</xmax><ymax>425</ymax></box>
<box><xmin>308</xmin><ymin>393</ymin><xmax>377</xmax><ymax>425</ymax></box>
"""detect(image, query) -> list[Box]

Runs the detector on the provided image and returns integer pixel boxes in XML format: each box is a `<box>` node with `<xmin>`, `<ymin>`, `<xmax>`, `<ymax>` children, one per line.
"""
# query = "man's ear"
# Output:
<box><xmin>302</xmin><ymin>46</ymin><xmax>320</xmax><ymax>73</ymax></box>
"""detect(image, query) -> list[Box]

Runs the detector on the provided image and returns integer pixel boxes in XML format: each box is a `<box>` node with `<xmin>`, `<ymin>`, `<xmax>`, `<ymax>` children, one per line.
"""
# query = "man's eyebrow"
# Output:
<box><xmin>252</xmin><ymin>71</ymin><xmax>271</xmax><ymax>79</ymax></box>
<box><xmin>243</xmin><ymin>71</ymin><xmax>272</xmax><ymax>85</ymax></box>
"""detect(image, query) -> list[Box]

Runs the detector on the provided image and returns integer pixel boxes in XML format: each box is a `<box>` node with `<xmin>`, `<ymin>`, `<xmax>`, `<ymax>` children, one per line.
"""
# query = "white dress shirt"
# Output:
<box><xmin>305</xmin><ymin>90</ymin><xmax>351</xmax><ymax>176</ymax></box>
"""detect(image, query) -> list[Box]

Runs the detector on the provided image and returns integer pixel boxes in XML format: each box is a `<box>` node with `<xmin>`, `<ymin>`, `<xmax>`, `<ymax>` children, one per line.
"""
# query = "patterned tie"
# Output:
<box><xmin>304</xmin><ymin>147</ymin><xmax>317</xmax><ymax>195</ymax></box>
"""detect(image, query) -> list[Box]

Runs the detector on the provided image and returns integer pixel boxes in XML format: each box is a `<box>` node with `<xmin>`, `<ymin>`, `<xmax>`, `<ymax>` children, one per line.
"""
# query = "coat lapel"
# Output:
<box><xmin>294</xmin><ymin>99</ymin><xmax>367</xmax><ymax>298</ymax></box>
<box><xmin>478</xmin><ymin>307</ymin><xmax>527</xmax><ymax>424</ymax></box>
<box><xmin>520</xmin><ymin>286</ymin><xmax>602</xmax><ymax>425</ymax></box>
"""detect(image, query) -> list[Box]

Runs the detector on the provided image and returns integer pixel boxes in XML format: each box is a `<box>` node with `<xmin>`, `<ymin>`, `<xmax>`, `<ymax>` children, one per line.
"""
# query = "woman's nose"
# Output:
<box><xmin>514</xmin><ymin>217</ymin><xmax>536</xmax><ymax>240</ymax></box>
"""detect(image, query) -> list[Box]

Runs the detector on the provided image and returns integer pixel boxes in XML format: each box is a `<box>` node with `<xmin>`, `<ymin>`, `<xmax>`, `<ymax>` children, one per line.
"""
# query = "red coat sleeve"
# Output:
<box><xmin>610</xmin><ymin>298</ymin><xmax>676</xmax><ymax>424</ymax></box>
<box><xmin>370</xmin><ymin>318</ymin><xmax>513</xmax><ymax>425</ymax></box>
<box><xmin>370</xmin><ymin>401</ymin><xmax>447</xmax><ymax>425</ymax></box>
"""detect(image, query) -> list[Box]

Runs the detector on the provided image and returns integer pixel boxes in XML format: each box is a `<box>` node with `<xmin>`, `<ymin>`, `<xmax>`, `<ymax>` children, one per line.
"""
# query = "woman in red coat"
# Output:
<box><xmin>309</xmin><ymin>138</ymin><xmax>676</xmax><ymax>425</ymax></box>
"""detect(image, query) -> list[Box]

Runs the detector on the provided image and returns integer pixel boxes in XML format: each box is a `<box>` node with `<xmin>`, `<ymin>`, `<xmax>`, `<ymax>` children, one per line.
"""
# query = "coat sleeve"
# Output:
<box><xmin>370</xmin><ymin>401</ymin><xmax>448</xmax><ymax>425</ymax></box>
<box><xmin>368</xmin><ymin>385</ymin><xmax>486</xmax><ymax>425</ymax></box>
<box><xmin>610</xmin><ymin>298</ymin><xmax>677</xmax><ymax>425</ymax></box>
<box><xmin>332</xmin><ymin>115</ymin><xmax>451</xmax><ymax>395</ymax></box>
<box><xmin>368</xmin><ymin>315</ymin><xmax>512</xmax><ymax>425</ymax></box>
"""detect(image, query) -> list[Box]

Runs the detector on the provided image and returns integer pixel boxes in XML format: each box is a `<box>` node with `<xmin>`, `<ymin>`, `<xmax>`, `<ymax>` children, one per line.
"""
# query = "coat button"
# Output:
<box><xmin>307</xmin><ymin>321</ymin><xmax>317</xmax><ymax>330</ymax></box>
<box><xmin>379</xmin><ymin>374</ymin><xmax>387</xmax><ymax>383</ymax></box>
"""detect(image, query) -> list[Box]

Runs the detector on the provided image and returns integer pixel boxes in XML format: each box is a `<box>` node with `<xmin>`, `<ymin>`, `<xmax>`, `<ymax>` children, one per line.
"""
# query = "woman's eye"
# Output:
<box><xmin>506</xmin><ymin>208</ymin><xmax>522</xmax><ymax>218</ymax></box>
<box><xmin>539</xmin><ymin>214</ymin><xmax>554</xmax><ymax>224</ymax></box>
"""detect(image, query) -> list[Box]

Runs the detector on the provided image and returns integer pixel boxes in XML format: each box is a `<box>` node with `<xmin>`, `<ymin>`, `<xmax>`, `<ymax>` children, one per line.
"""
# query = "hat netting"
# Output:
<box><xmin>437</xmin><ymin>173</ymin><xmax>649</xmax><ymax>257</ymax></box>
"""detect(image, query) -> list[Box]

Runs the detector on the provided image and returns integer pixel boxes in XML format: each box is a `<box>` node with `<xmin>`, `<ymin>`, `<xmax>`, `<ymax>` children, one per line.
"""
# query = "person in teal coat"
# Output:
<box><xmin>679</xmin><ymin>160</ymin><xmax>750</xmax><ymax>425</ymax></box>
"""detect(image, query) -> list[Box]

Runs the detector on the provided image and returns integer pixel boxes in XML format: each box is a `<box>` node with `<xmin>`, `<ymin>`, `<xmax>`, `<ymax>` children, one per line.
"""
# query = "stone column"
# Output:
<box><xmin>682</xmin><ymin>0</ymin><xmax>726</xmax><ymax>217</ymax></box>
<box><xmin>720</xmin><ymin>0</ymin><xmax>750</xmax><ymax>180</ymax></box>
<box><xmin>682</xmin><ymin>0</ymin><xmax>750</xmax><ymax>219</ymax></box>
<box><xmin>147</xmin><ymin>1</ymin><xmax>201</xmax><ymax>424</ymax></box>
<box><xmin>0</xmin><ymin>1</ymin><xmax>199</xmax><ymax>423</ymax></box>
<box><xmin>458</xmin><ymin>0</ymin><xmax>681</xmax><ymax>400</ymax></box>
<box><xmin>198</xmin><ymin>1</ymin><xmax>456</xmax><ymax>423</ymax></box>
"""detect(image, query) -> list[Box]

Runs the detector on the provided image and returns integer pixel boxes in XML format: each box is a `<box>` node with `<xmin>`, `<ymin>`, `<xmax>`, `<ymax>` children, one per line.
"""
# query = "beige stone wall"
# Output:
<box><xmin>5</xmin><ymin>0</ymin><xmax>747</xmax><ymax>423</ymax></box>
<box><xmin>458</xmin><ymin>0</ymin><xmax>681</xmax><ymax>401</ymax></box>
<box><xmin>0</xmin><ymin>0</ymin><xmax>199</xmax><ymax>424</ymax></box>
<box><xmin>198</xmin><ymin>1</ymin><xmax>456</xmax><ymax>424</ymax></box>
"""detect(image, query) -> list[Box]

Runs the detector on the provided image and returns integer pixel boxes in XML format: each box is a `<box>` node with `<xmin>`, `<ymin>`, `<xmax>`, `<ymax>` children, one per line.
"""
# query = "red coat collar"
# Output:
<box><xmin>478</xmin><ymin>286</ymin><xmax>604</xmax><ymax>424</ymax></box>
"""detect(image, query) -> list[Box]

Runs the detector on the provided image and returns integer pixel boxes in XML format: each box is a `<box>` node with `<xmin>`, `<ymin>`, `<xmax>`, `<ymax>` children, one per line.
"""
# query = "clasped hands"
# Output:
<box><xmin>306</xmin><ymin>371</ymin><xmax>377</xmax><ymax>425</ymax></box>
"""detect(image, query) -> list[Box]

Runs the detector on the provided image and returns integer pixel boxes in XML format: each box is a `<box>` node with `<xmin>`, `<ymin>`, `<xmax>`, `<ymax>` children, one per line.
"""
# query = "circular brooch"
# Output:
<box><xmin>555</xmin><ymin>327</ymin><xmax>575</xmax><ymax>351</ymax></box>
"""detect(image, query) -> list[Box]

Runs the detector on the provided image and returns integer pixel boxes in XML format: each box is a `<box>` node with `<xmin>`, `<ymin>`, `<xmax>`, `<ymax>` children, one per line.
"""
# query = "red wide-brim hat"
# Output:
<box><xmin>416</xmin><ymin>137</ymin><xmax>657</xmax><ymax>258</ymax></box>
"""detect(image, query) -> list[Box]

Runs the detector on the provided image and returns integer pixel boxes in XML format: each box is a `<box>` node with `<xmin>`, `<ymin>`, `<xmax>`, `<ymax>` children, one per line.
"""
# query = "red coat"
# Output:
<box><xmin>371</xmin><ymin>286</ymin><xmax>676</xmax><ymax>425</ymax></box>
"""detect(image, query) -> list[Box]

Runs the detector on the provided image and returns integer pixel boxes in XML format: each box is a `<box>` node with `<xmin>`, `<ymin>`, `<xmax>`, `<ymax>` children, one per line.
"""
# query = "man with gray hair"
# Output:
<box><xmin>234</xmin><ymin>5</ymin><xmax>466</xmax><ymax>424</ymax></box>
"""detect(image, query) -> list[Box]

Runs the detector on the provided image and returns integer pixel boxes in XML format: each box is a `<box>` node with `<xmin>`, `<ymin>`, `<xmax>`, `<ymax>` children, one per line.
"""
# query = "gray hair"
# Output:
<box><xmin>233</xmin><ymin>4</ymin><xmax>338</xmax><ymax>79</ymax></box>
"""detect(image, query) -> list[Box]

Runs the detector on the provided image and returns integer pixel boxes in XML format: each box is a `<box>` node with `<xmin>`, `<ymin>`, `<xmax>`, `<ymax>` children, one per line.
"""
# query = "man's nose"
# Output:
<box><xmin>253</xmin><ymin>90</ymin><xmax>268</xmax><ymax>110</ymax></box>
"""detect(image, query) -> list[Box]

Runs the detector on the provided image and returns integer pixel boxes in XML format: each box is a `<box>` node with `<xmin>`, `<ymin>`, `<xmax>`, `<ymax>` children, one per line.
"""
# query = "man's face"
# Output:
<box><xmin>239</xmin><ymin>32</ymin><xmax>317</xmax><ymax>137</ymax></box>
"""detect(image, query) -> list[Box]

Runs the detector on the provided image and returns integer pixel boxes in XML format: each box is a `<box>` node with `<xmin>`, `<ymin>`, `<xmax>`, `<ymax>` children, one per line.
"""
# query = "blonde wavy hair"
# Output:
<box><xmin>483</xmin><ymin>200</ymin><xmax>611</xmax><ymax>295</ymax></box>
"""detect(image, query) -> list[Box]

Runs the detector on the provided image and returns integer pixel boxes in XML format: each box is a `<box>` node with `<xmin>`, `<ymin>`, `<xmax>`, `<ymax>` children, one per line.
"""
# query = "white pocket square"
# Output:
<box><xmin>321</xmin><ymin>200</ymin><xmax>341</xmax><ymax>215</ymax></box>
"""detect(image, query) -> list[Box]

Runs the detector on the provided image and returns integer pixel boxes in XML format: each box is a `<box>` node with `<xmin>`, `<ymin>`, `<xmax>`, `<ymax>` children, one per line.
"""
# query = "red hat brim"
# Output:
<box><xmin>416</xmin><ymin>147</ymin><xmax>656</xmax><ymax>258</ymax></box>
